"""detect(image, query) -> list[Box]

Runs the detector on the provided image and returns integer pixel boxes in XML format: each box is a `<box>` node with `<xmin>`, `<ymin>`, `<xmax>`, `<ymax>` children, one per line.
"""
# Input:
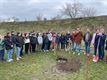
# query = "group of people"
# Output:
<box><xmin>0</xmin><ymin>27</ymin><xmax>107</xmax><ymax>62</ymax></box>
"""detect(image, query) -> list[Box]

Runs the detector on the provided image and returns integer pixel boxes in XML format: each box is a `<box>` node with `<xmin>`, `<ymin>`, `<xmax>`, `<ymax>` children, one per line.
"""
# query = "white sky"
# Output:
<box><xmin>0</xmin><ymin>0</ymin><xmax>107</xmax><ymax>20</ymax></box>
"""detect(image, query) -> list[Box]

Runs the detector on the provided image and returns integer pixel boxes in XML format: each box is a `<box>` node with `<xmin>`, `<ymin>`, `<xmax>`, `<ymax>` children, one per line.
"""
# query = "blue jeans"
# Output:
<box><xmin>73</xmin><ymin>43</ymin><xmax>81</xmax><ymax>53</ymax></box>
<box><xmin>0</xmin><ymin>49</ymin><xmax>4</xmax><ymax>62</ymax></box>
<box><xmin>44</xmin><ymin>43</ymin><xmax>48</xmax><ymax>50</ymax></box>
<box><xmin>98</xmin><ymin>45</ymin><xmax>105</xmax><ymax>60</ymax></box>
<box><xmin>94</xmin><ymin>44</ymin><xmax>98</xmax><ymax>56</ymax></box>
<box><xmin>16</xmin><ymin>47</ymin><xmax>21</xmax><ymax>58</ymax></box>
<box><xmin>72</xmin><ymin>42</ymin><xmax>75</xmax><ymax>52</ymax></box>
<box><xmin>85</xmin><ymin>42</ymin><xmax>91</xmax><ymax>54</ymax></box>
<box><xmin>7</xmin><ymin>49</ymin><xmax>13</xmax><ymax>60</ymax></box>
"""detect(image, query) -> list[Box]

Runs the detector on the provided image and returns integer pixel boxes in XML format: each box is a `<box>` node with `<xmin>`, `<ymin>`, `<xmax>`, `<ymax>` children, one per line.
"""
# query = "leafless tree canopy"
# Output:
<box><xmin>36</xmin><ymin>14</ymin><xmax>44</xmax><ymax>21</ymax></box>
<box><xmin>81</xmin><ymin>7</ymin><xmax>96</xmax><ymax>17</ymax></box>
<box><xmin>60</xmin><ymin>2</ymin><xmax>82</xmax><ymax>19</ymax></box>
<box><xmin>59</xmin><ymin>1</ymin><xmax>97</xmax><ymax>19</ymax></box>
<box><xmin>51</xmin><ymin>15</ymin><xmax>62</xmax><ymax>20</ymax></box>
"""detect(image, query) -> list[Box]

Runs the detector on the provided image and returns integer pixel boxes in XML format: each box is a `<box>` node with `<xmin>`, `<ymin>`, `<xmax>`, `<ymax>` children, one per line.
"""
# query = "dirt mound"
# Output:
<box><xmin>56</xmin><ymin>56</ymin><xmax>81</xmax><ymax>72</ymax></box>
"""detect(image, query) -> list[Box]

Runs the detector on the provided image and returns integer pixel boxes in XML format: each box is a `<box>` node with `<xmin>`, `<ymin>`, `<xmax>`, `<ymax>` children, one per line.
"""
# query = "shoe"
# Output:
<box><xmin>19</xmin><ymin>57</ymin><xmax>22</xmax><ymax>59</ymax></box>
<box><xmin>93</xmin><ymin>55</ymin><xmax>99</xmax><ymax>62</ymax></box>
<box><xmin>10</xmin><ymin>59</ymin><xmax>13</xmax><ymax>61</ymax></box>
<box><xmin>7</xmin><ymin>59</ymin><xmax>13</xmax><ymax>62</ymax></box>
<box><xmin>16</xmin><ymin>58</ymin><xmax>20</xmax><ymax>61</ymax></box>
<box><xmin>93</xmin><ymin>55</ymin><xmax>95</xmax><ymax>57</ymax></box>
<box><xmin>84</xmin><ymin>53</ymin><xmax>86</xmax><ymax>55</ymax></box>
<box><xmin>73</xmin><ymin>52</ymin><xmax>75</xmax><ymax>55</ymax></box>
<box><xmin>78</xmin><ymin>53</ymin><xmax>80</xmax><ymax>55</ymax></box>
<box><xmin>46</xmin><ymin>50</ymin><xmax>49</xmax><ymax>52</ymax></box>
<box><xmin>86</xmin><ymin>53</ymin><xmax>90</xmax><ymax>57</ymax></box>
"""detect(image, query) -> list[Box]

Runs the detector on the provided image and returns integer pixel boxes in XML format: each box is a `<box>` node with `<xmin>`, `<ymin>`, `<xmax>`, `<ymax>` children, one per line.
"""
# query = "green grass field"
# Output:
<box><xmin>0</xmin><ymin>50</ymin><xmax>107</xmax><ymax>80</ymax></box>
<box><xmin>0</xmin><ymin>16</ymin><xmax>107</xmax><ymax>80</ymax></box>
<box><xmin>0</xmin><ymin>16</ymin><xmax>107</xmax><ymax>34</ymax></box>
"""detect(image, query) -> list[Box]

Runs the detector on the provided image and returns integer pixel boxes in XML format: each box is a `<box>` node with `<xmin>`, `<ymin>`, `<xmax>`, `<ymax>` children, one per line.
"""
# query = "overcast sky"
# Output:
<box><xmin>0</xmin><ymin>0</ymin><xmax>107</xmax><ymax>21</ymax></box>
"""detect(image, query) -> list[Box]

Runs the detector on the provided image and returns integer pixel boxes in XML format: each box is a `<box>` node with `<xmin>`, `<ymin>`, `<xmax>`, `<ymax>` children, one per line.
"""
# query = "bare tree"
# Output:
<box><xmin>60</xmin><ymin>1</ymin><xmax>82</xmax><ymax>19</ymax></box>
<box><xmin>51</xmin><ymin>15</ymin><xmax>62</xmax><ymax>20</ymax></box>
<box><xmin>36</xmin><ymin>14</ymin><xmax>43</xmax><ymax>21</ymax></box>
<box><xmin>81</xmin><ymin>7</ymin><xmax>97</xmax><ymax>17</ymax></box>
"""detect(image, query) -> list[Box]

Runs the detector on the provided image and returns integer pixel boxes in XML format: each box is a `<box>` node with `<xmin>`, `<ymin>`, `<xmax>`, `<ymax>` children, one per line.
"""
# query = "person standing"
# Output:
<box><xmin>29</xmin><ymin>33</ymin><xmax>37</xmax><ymax>53</ymax></box>
<box><xmin>71</xmin><ymin>30</ymin><xmax>76</xmax><ymax>53</ymax></box>
<box><xmin>37</xmin><ymin>33</ymin><xmax>43</xmax><ymax>51</ymax></box>
<box><xmin>0</xmin><ymin>35</ymin><xmax>5</xmax><ymax>62</ymax></box>
<box><xmin>92</xmin><ymin>28</ymin><xmax>100</xmax><ymax>57</ymax></box>
<box><xmin>65</xmin><ymin>31</ymin><xmax>71</xmax><ymax>51</ymax></box>
<box><xmin>15</xmin><ymin>32</ymin><xmax>23</xmax><ymax>60</ymax></box>
<box><xmin>20</xmin><ymin>33</ymin><xmax>25</xmax><ymax>57</ymax></box>
<box><xmin>83</xmin><ymin>28</ymin><xmax>92</xmax><ymax>56</ymax></box>
<box><xmin>95</xmin><ymin>28</ymin><xmax>106</xmax><ymax>61</ymax></box>
<box><xmin>55</xmin><ymin>33</ymin><xmax>61</xmax><ymax>50</ymax></box>
<box><xmin>73</xmin><ymin>28</ymin><xmax>83</xmax><ymax>55</ymax></box>
<box><xmin>4</xmin><ymin>32</ymin><xmax>14</xmax><ymax>62</ymax></box>
<box><xmin>60</xmin><ymin>31</ymin><xmax>66</xmax><ymax>49</ymax></box>
<box><xmin>47</xmin><ymin>31</ymin><xmax>52</xmax><ymax>50</ymax></box>
<box><xmin>43</xmin><ymin>33</ymin><xmax>49</xmax><ymax>52</ymax></box>
<box><xmin>24</xmin><ymin>33</ymin><xmax>30</xmax><ymax>55</ymax></box>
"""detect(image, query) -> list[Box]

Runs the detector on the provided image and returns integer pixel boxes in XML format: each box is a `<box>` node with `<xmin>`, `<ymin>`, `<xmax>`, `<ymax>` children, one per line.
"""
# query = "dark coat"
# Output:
<box><xmin>30</xmin><ymin>36</ymin><xmax>37</xmax><ymax>44</ymax></box>
<box><xmin>11</xmin><ymin>34</ymin><xmax>16</xmax><ymax>45</ymax></box>
<box><xmin>95</xmin><ymin>33</ymin><xmax>106</xmax><ymax>46</ymax></box>
<box><xmin>4</xmin><ymin>36</ymin><xmax>14</xmax><ymax>50</ymax></box>
<box><xmin>43</xmin><ymin>35</ymin><xmax>49</xmax><ymax>44</ymax></box>
<box><xmin>15</xmin><ymin>36</ymin><xmax>24</xmax><ymax>47</ymax></box>
<box><xmin>83</xmin><ymin>32</ymin><xmax>92</xmax><ymax>43</ymax></box>
<box><xmin>60</xmin><ymin>35</ymin><xmax>66</xmax><ymax>44</ymax></box>
<box><xmin>55</xmin><ymin>35</ymin><xmax>61</xmax><ymax>44</ymax></box>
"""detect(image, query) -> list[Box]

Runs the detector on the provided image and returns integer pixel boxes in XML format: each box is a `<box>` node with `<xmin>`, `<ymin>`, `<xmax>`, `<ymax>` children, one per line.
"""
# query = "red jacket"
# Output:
<box><xmin>74</xmin><ymin>32</ymin><xmax>83</xmax><ymax>44</ymax></box>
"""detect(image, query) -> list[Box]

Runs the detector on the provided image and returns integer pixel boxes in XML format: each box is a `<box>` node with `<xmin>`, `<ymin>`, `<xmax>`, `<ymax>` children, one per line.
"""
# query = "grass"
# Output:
<box><xmin>0</xmin><ymin>50</ymin><xmax>107</xmax><ymax>80</ymax></box>
<box><xmin>0</xmin><ymin>16</ymin><xmax>107</xmax><ymax>34</ymax></box>
<box><xmin>0</xmin><ymin>15</ymin><xmax>107</xmax><ymax>80</ymax></box>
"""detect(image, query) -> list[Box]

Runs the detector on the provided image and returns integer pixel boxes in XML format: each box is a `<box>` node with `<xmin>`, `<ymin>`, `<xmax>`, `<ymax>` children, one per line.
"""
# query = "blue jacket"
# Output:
<box><xmin>60</xmin><ymin>35</ymin><xmax>66</xmax><ymax>44</ymax></box>
<box><xmin>95</xmin><ymin>33</ymin><xmax>106</xmax><ymax>46</ymax></box>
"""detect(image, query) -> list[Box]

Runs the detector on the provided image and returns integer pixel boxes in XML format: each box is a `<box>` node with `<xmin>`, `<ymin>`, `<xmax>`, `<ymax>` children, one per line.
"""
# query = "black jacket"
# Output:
<box><xmin>4</xmin><ymin>36</ymin><xmax>14</xmax><ymax>50</ymax></box>
<box><xmin>15</xmin><ymin>36</ymin><xmax>24</xmax><ymax>47</ymax></box>
<box><xmin>60</xmin><ymin>35</ymin><xmax>66</xmax><ymax>44</ymax></box>
<box><xmin>30</xmin><ymin>36</ymin><xmax>37</xmax><ymax>44</ymax></box>
<box><xmin>43</xmin><ymin>35</ymin><xmax>49</xmax><ymax>44</ymax></box>
<box><xmin>83</xmin><ymin>32</ymin><xmax>92</xmax><ymax>43</ymax></box>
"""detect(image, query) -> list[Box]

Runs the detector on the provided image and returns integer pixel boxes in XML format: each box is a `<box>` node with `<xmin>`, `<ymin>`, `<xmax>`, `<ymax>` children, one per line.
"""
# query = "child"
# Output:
<box><xmin>94</xmin><ymin>28</ymin><xmax>106</xmax><ymax>62</ymax></box>
<box><xmin>15</xmin><ymin>32</ymin><xmax>23</xmax><ymax>60</ymax></box>
<box><xmin>29</xmin><ymin>33</ymin><xmax>37</xmax><ymax>53</ymax></box>
<box><xmin>92</xmin><ymin>28</ymin><xmax>100</xmax><ymax>57</ymax></box>
<box><xmin>37</xmin><ymin>33</ymin><xmax>43</xmax><ymax>51</ymax></box>
<box><xmin>83</xmin><ymin>28</ymin><xmax>92</xmax><ymax>56</ymax></box>
<box><xmin>98</xmin><ymin>28</ymin><xmax>106</xmax><ymax>60</ymax></box>
<box><xmin>24</xmin><ymin>33</ymin><xmax>30</xmax><ymax>54</ymax></box>
<box><xmin>4</xmin><ymin>32</ymin><xmax>14</xmax><ymax>62</ymax></box>
<box><xmin>73</xmin><ymin>28</ymin><xmax>83</xmax><ymax>55</ymax></box>
<box><xmin>0</xmin><ymin>35</ymin><xmax>5</xmax><ymax>62</ymax></box>
<box><xmin>43</xmin><ymin>33</ymin><xmax>49</xmax><ymax>52</ymax></box>
<box><xmin>60</xmin><ymin>31</ymin><xmax>66</xmax><ymax>49</ymax></box>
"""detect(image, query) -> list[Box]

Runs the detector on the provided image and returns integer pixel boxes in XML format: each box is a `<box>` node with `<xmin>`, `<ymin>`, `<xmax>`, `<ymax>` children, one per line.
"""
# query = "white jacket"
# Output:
<box><xmin>24</xmin><ymin>38</ymin><xmax>30</xmax><ymax>44</ymax></box>
<box><xmin>37</xmin><ymin>36</ymin><xmax>43</xmax><ymax>44</ymax></box>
